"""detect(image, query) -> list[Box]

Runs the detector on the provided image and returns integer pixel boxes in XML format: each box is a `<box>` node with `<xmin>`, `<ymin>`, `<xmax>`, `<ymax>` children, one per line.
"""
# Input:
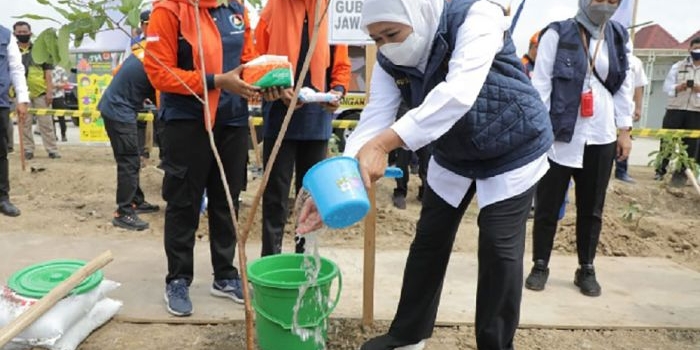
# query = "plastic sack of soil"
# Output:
<box><xmin>0</xmin><ymin>280</ymin><xmax>121</xmax><ymax>350</ymax></box>
<box><xmin>242</xmin><ymin>55</ymin><xmax>294</xmax><ymax>88</ymax></box>
<box><xmin>298</xmin><ymin>87</ymin><xmax>341</xmax><ymax>104</ymax></box>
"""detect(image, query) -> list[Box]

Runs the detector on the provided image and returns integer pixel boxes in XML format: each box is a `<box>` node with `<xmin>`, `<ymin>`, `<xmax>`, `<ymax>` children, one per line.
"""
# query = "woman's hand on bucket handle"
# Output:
<box><xmin>297</xmin><ymin>198</ymin><xmax>323</xmax><ymax>235</ymax></box>
<box><xmin>356</xmin><ymin>129</ymin><xmax>405</xmax><ymax>191</ymax></box>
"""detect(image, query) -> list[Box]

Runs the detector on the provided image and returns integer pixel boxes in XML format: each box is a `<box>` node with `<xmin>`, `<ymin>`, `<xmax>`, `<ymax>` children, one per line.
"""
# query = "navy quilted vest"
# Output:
<box><xmin>546</xmin><ymin>19</ymin><xmax>628</xmax><ymax>142</ymax></box>
<box><xmin>378</xmin><ymin>0</ymin><xmax>553</xmax><ymax>179</ymax></box>
<box><xmin>0</xmin><ymin>26</ymin><xmax>12</xmax><ymax>109</ymax></box>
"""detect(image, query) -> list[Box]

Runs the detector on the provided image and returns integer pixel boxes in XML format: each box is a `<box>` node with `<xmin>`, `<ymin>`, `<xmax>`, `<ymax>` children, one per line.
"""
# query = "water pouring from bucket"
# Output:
<box><xmin>298</xmin><ymin>156</ymin><xmax>402</xmax><ymax>233</ymax></box>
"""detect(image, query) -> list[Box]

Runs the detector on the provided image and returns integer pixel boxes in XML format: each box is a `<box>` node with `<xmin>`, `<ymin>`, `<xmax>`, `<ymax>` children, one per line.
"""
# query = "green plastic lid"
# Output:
<box><xmin>8</xmin><ymin>259</ymin><xmax>104</xmax><ymax>299</ymax></box>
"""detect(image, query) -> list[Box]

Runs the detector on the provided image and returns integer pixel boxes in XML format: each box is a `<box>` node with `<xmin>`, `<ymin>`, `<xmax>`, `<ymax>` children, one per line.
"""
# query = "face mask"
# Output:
<box><xmin>587</xmin><ymin>3</ymin><xmax>618</xmax><ymax>25</ymax></box>
<box><xmin>15</xmin><ymin>34</ymin><xmax>31</xmax><ymax>44</ymax></box>
<box><xmin>379</xmin><ymin>32</ymin><xmax>427</xmax><ymax>67</ymax></box>
<box><xmin>691</xmin><ymin>49</ymin><xmax>700</xmax><ymax>61</ymax></box>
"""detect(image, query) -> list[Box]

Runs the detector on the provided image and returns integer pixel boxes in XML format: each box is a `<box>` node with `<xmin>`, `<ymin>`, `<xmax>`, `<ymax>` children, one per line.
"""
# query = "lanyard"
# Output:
<box><xmin>577</xmin><ymin>24</ymin><xmax>605</xmax><ymax>89</ymax></box>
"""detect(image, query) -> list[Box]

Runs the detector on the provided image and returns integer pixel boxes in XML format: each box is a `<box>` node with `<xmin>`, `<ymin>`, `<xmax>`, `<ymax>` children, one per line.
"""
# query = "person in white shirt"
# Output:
<box><xmin>525</xmin><ymin>0</ymin><xmax>634</xmax><ymax>297</ymax></box>
<box><xmin>0</xmin><ymin>25</ymin><xmax>30</xmax><ymax>217</ymax></box>
<box><xmin>654</xmin><ymin>37</ymin><xmax>700</xmax><ymax>185</ymax></box>
<box><xmin>298</xmin><ymin>0</ymin><xmax>554</xmax><ymax>348</ymax></box>
<box><xmin>614</xmin><ymin>54</ymin><xmax>648</xmax><ymax>183</ymax></box>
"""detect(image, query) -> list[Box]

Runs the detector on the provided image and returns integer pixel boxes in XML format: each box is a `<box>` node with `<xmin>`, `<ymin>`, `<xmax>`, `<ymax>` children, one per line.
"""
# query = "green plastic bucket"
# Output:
<box><xmin>247</xmin><ymin>254</ymin><xmax>342</xmax><ymax>350</ymax></box>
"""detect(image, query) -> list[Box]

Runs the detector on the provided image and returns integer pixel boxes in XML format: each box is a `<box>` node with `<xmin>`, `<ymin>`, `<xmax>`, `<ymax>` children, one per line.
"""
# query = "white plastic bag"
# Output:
<box><xmin>51</xmin><ymin>298</ymin><xmax>122</xmax><ymax>350</ymax></box>
<box><xmin>0</xmin><ymin>280</ymin><xmax>120</xmax><ymax>349</ymax></box>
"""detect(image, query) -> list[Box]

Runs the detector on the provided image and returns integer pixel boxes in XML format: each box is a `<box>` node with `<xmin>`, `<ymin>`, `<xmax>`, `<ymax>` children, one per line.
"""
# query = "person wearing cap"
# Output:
<box><xmin>521</xmin><ymin>30</ymin><xmax>540</xmax><ymax>78</ymax></box>
<box><xmin>131</xmin><ymin>10</ymin><xmax>151</xmax><ymax>46</ymax></box>
<box><xmin>297</xmin><ymin>0</ymin><xmax>553</xmax><ymax>348</ymax></box>
<box><xmin>525</xmin><ymin>0</ymin><xmax>633</xmax><ymax>297</ymax></box>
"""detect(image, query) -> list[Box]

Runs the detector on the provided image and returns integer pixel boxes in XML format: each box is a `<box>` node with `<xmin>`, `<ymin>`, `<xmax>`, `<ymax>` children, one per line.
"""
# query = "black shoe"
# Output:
<box><xmin>392</xmin><ymin>193</ymin><xmax>406</xmax><ymax>210</ymax></box>
<box><xmin>360</xmin><ymin>334</ymin><xmax>424</xmax><ymax>350</ymax></box>
<box><xmin>24</xmin><ymin>152</ymin><xmax>33</xmax><ymax>160</ymax></box>
<box><xmin>574</xmin><ymin>265</ymin><xmax>601</xmax><ymax>297</ymax></box>
<box><xmin>7</xmin><ymin>147</ymin><xmax>13</xmax><ymax>153</ymax></box>
<box><xmin>112</xmin><ymin>213</ymin><xmax>149</xmax><ymax>231</ymax></box>
<box><xmin>416</xmin><ymin>186</ymin><xmax>424</xmax><ymax>202</ymax></box>
<box><xmin>0</xmin><ymin>200</ymin><xmax>21</xmax><ymax>217</ymax></box>
<box><xmin>525</xmin><ymin>260</ymin><xmax>549</xmax><ymax>291</ymax></box>
<box><xmin>654</xmin><ymin>173</ymin><xmax>664</xmax><ymax>181</ymax></box>
<box><xmin>61</xmin><ymin>135</ymin><xmax>67</xmax><ymax>142</ymax></box>
<box><xmin>615</xmin><ymin>173</ymin><xmax>635</xmax><ymax>183</ymax></box>
<box><xmin>48</xmin><ymin>152</ymin><xmax>61</xmax><ymax>159</ymax></box>
<box><xmin>133</xmin><ymin>201</ymin><xmax>160</xmax><ymax>214</ymax></box>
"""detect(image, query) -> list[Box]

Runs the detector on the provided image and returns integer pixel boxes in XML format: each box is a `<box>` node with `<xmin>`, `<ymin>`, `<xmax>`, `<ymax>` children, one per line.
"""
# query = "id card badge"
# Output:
<box><xmin>580</xmin><ymin>90</ymin><xmax>594</xmax><ymax>117</ymax></box>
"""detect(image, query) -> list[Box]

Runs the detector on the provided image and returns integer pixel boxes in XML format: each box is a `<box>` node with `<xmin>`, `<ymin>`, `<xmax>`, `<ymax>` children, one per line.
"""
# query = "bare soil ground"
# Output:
<box><xmin>4</xmin><ymin>146</ymin><xmax>700</xmax><ymax>349</ymax></box>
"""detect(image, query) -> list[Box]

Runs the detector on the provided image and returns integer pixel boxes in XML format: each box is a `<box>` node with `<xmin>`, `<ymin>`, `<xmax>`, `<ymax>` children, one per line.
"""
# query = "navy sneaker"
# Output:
<box><xmin>211</xmin><ymin>278</ymin><xmax>245</xmax><ymax>304</ymax></box>
<box><xmin>164</xmin><ymin>279</ymin><xmax>192</xmax><ymax>316</ymax></box>
<box><xmin>133</xmin><ymin>201</ymin><xmax>160</xmax><ymax>214</ymax></box>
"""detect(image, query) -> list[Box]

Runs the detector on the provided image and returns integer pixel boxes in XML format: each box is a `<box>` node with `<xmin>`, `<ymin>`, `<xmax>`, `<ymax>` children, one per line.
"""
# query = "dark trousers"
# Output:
<box><xmin>0</xmin><ymin>108</ymin><xmax>10</xmax><ymax>201</ymax></box>
<box><xmin>104</xmin><ymin>118</ymin><xmax>144</xmax><ymax>215</ymax></box>
<box><xmin>137</xmin><ymin>120</ymin><xmax>148</xmax><ymax>158</ymax></box>
<box><xmin>388</xmin><ymin>183</ymin><xmax>534</xmax><ymax>350</ymax></box>
<box><xmin>161</xmin><ymin>120</ymin><xmax>248</xmax><ymax>284</ymax></box>
<box><xmin>393</xmin><ymin>147</ymin><xmax>430</xmax><ymax>197</ymax></box>
<box><xmin>261</xmin><ymin>139</ymin><xmax>328</xmax><ymax>256</ymax></box>
<box><xmin>656</xmin><ymin>109</ymin><xmax>700</xmax><ymax>175</ymax></box>
<box><xmin>533</xmin><ymin>142</ymin><xmax>616</xmax><ymax>265</ymax></box>
<box><xmin>614</xmin><ymin>158</ymin><xmax>628</xmax><ymax>178</ymax></box>
<box><xmin>52</xmin><ymin>97</ymin><xmax>67</xmax><ymax>139</ymax></box>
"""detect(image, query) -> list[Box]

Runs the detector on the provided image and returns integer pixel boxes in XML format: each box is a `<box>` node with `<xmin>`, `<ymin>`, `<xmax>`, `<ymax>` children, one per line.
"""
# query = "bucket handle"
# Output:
<box><xmin>253</xmin><ymin>269</ymin><xmax>343</xmax><ymax>330</ymax></box>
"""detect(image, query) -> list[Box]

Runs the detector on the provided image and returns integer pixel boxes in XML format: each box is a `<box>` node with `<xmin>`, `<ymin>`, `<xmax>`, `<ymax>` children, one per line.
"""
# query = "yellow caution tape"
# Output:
<box><xmin>249</xmin><ymin>117</ymin><xmax>358</xmax><ymax>129</ymax></box>
<box><xmin>631</xmin><ymin>128</ymin><xmax>700</xmax><ymax>139</ymax></box>
<box><xmin>10</xmin><ymin>109</ymin><xmax>155</xmax><ymax>122</ymax></box>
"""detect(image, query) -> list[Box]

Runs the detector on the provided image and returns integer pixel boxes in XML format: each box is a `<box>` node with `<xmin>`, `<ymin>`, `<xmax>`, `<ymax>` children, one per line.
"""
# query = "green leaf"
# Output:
<box><xmin>12</xmin><ymin>13</ymin><xmax>61</xmax><ymax>25</ymax></box>
<box><xmin>127</xmin><ymin>7</ymin><xmax>141</xmax><ymax>28</ymax></box>
<box><xmin>57</xmin><ymin>26</ymin><xmax>71</xmax><ymax>68</ymax></box>
<box><xmin>74</xmin><ymin>32</ymin><xmax>85</xmax><ymax>48</ymax></box>
<box><xmin>32</xmin><ymin>29</ymin><xmax>57</xmax><ymax>65</ymax></box>
<box><xmin>36</xmin><ymin>0</ymin><xmax>50</xmax><ymax>4</ymax></box>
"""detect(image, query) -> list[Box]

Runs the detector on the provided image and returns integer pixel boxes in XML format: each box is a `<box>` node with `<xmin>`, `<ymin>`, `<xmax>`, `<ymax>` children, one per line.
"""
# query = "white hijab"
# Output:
<box><xmin>361</xmin><ymin>0</ymin><xmax>445</xmax><ymax>72</ymax></box>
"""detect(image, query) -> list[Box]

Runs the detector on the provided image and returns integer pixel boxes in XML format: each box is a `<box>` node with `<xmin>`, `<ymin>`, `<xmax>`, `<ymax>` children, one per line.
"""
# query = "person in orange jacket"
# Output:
<box><xmin>144</xmin><ymin>0</ymin><xmax>280</xmax><ymax>317</ymax></box>
<box><xmin>521</xmin><ymin>30</ymin><xmax>540</xmax><ymax>79</ymax></box>
<box><xmin>255</xmin><ymin>0</ymin><xmax>351</xmax><ymax>257</ymax></box>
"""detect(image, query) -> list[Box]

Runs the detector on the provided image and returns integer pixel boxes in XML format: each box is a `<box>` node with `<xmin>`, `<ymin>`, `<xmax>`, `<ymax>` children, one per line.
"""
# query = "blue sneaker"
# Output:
<box><xmin>164</xmin><ymin>279</ymin><xmax>192</xmax><ymax>316</ymax></box>
<box><xmin>211</xmin><ymin>278</ymin><xmax>245</xmax><ymax>304</ymax></box>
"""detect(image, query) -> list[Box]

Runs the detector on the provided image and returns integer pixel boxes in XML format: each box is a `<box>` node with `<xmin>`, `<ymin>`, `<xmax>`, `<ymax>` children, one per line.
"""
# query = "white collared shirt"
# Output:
<box><xmin>343</xmin><ymin>1</ymin><xmax>549</xmax><ymax>209</ymax></box>
<box><xmin>7</xmin><ymin>36</ymin><xmax>30</xmax><ymax>104</ymax></box>
<box><xmin>531</xmin><ymin>27</ymin><xmax>634</xmax><ymax>169</ymax></box>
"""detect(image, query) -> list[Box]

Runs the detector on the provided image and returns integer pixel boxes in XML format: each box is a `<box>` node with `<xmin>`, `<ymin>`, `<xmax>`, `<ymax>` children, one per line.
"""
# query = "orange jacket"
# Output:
<box><xmin>255</xmin><ymin>0</ymin><xmax>351</xmax><ymax>91</ymax></box>
<box><xmin>144</xmin><ymin>0</ymin><xmax>256</xmax><ymax>125</ymax></box>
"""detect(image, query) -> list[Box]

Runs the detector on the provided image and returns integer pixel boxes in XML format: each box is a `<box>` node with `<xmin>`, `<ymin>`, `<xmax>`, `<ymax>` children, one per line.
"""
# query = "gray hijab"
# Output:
<box><xmin>575</xmin><ymin>0</ymin><xmax>620</xmax><ymax>39</ymax></box>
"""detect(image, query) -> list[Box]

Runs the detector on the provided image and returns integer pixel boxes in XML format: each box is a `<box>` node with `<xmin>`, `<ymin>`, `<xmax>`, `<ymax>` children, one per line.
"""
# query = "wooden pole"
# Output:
<box><xmin>248</xmin><ymin>117</ymin><xmax>262</xmax><ymax>169</ymax></box>
<box><xmin>17</xmin><ymin>113</ymin><xmax>26</xmax><ymax>172</ymax></box>
<box><xmin>0</xmin><ymin>251</ymin><xmax>114</xmax><ymax>348</ymax></box>
<box><xmin>630</xmin><ymin>0</ymin><xmax>640</xmax><ymax>43</ymax></box>
<box><xmin>362</xmin><ymin>44</ymin><xmax>377</xmax><ymax>327</ymax></box>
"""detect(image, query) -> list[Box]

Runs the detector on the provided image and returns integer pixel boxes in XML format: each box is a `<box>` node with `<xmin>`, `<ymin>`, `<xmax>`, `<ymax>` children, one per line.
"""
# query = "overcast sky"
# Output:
<box><xmin>1</xmin><ymin>0</ymin><xmax>698</xmax><ymax>56</ymax></box>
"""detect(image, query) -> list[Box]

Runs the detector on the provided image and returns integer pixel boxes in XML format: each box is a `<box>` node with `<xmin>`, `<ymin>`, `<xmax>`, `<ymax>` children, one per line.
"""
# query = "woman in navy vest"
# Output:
<box><xmin>524</xmin><ymin>0</ymin><xmax>633</xmax><ymax>298</ymax></box>
<box><xmin>298</xmin><ymin>0</ymin><xmax>553</xmax><ymax>348</ymax></box>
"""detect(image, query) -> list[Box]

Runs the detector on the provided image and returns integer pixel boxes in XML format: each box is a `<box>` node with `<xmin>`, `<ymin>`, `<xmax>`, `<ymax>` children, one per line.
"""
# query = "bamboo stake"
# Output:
<box><xmin>248</xmin><ymin>117</ymin><xmax>262</xmax><ymax>169</ymax></box>
<box><xmin>0</xmin><ymin>251</ymin><xmax>114</xmax><ymax>348</ymax></box>
<box><xmin>18</xmin><ymin>113</ymin><xmax>26</xmax><ymax>172</ymax></box>
<box><xmin>685</xmin><ymin>169</ymin><xmax>700</xmax><ymax>198</ymax></box>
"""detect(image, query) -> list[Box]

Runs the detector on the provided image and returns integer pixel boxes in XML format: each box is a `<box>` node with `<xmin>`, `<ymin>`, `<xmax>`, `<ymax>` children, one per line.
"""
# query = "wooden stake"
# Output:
<box><xmin>362</xmin><ymin>186</ymin><xmax>376</xmax><ymax>327</ymax></box>
<box><xmin>685</xmin><ymin>168</ymin><xmax>700</xmax><ymax>198</ymax></box>
<box><xmin>248</xmin><ymin>117</ymin><xmax>262</xmax><ymax>168</ymax></box>
<box><xmin>0</xmin><ymin>251</ymin><xmax>114</xmax><ymax>348</ymax></box>
<box><xmin>362</xmin><ymin>44</ymin><xmax>377</xmax><ymax>327</ymax></box>
<box><xmin>17</xmin><ymin>113</ymin><xmax>26</xmax><ymax>172</ymax></box>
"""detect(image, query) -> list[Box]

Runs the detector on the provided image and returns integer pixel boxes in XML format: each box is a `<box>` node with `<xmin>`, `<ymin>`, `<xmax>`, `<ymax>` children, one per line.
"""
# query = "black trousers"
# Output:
<box><xmin>532</xmin><ymin>142</ymin><xmax>616</xmax><ymax>265</ymax></box>
<box><xmin>161</xmin><ymin>120</ymin><xmax>248</xmax><ymax>284</ymax></box>
<box><xmin>0</xmin><ymin>108</ymin><xmax>10</xmax><ymax>201</ymax></box>
<box><xmin>393</xmin><ymin>147</ymin><xmax>430</xmax><ymax>197</ymax></box>
<box><xmin>388</xmin><ymin>183</ymin><xmax>534</xmax><ymax>350</ymax></box>
<box><xmin>261</xmin><ymin>139</ymin><xmax>327</xmax><ymax>256</ymax></box>
<box><xmin>104</xmin><ymin>118</ymin><xmax>145</xmax><ymax>215</ymax></box>
<box><xmin>52</xmin><ymin>97</ymin><xmax>67</xmax><ymax>138</ymax></box>
<box><xmin>656</xmin><ymin>109</ymin><xmax>700</xmax><ymax>175</ymax></box>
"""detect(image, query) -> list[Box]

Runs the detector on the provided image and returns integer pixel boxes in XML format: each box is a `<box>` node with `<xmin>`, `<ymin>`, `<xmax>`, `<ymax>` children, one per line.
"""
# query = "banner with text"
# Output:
<box><xmin>329</xmin><ymin>0</ymin><xmax>374</xmax><ymax>45</ymax></box>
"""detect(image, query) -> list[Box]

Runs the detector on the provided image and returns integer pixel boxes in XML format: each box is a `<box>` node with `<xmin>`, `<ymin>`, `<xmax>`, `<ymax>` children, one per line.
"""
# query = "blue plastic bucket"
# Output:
<box><xmin>302</xmin><ymin>156</ymin><xmax>370</xmax><ymax>229</ymax></box>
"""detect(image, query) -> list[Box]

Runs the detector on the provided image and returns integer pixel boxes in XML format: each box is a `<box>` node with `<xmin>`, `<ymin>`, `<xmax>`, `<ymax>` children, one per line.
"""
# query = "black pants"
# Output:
<box><xmin>393</xmin><ymin>147</ymin><xmax>430</xmax><ymax>197</ymax></box>
<box><xmin>104</xmin><ymin>118</ymin><xmax>144</xmax><ymax>215</ymax></box>
<box><xmin>137</xmin><ymin>120</ymin><xmax>148</xmax><ymax>158</ymax></box>
<box><xmin>261</xmin><ymin>139</ymin><xmax>327</xmax><ymax>256</ymax></box>
<box><xmin>388</xmin><ymin>183</ymin><xmax>533</xmax><ymax>350</ymax></box>
<box><xmin>656</xmin><ymin>109</ymin><xmax>700</xmax><ymax>175</ymax></box>
<box><xmin>533</xmin><ymin>142</ymin><xmax>616</xmax><ymax>265</ymax></box>
<box><xmin>52</xmin><ymin>97</ymin><xmax>68</xmax><ymax>139</ymax></box>
<box><xmin>0</xmin><ymin>108</ymin><xmax>10</xmax><ymax>201</ymax></box>
<box><xmin>161</xmin><ymin>120</ymin><xmax>248</xmax><ymax>284</ymax></box>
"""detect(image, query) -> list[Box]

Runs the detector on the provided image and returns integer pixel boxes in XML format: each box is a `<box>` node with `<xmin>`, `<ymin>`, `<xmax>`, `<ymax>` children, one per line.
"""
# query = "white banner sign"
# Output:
<box><xmin>329</xmin><ymin>0</ymin><xmax>374</xmax><ymax>45</ymax></box>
